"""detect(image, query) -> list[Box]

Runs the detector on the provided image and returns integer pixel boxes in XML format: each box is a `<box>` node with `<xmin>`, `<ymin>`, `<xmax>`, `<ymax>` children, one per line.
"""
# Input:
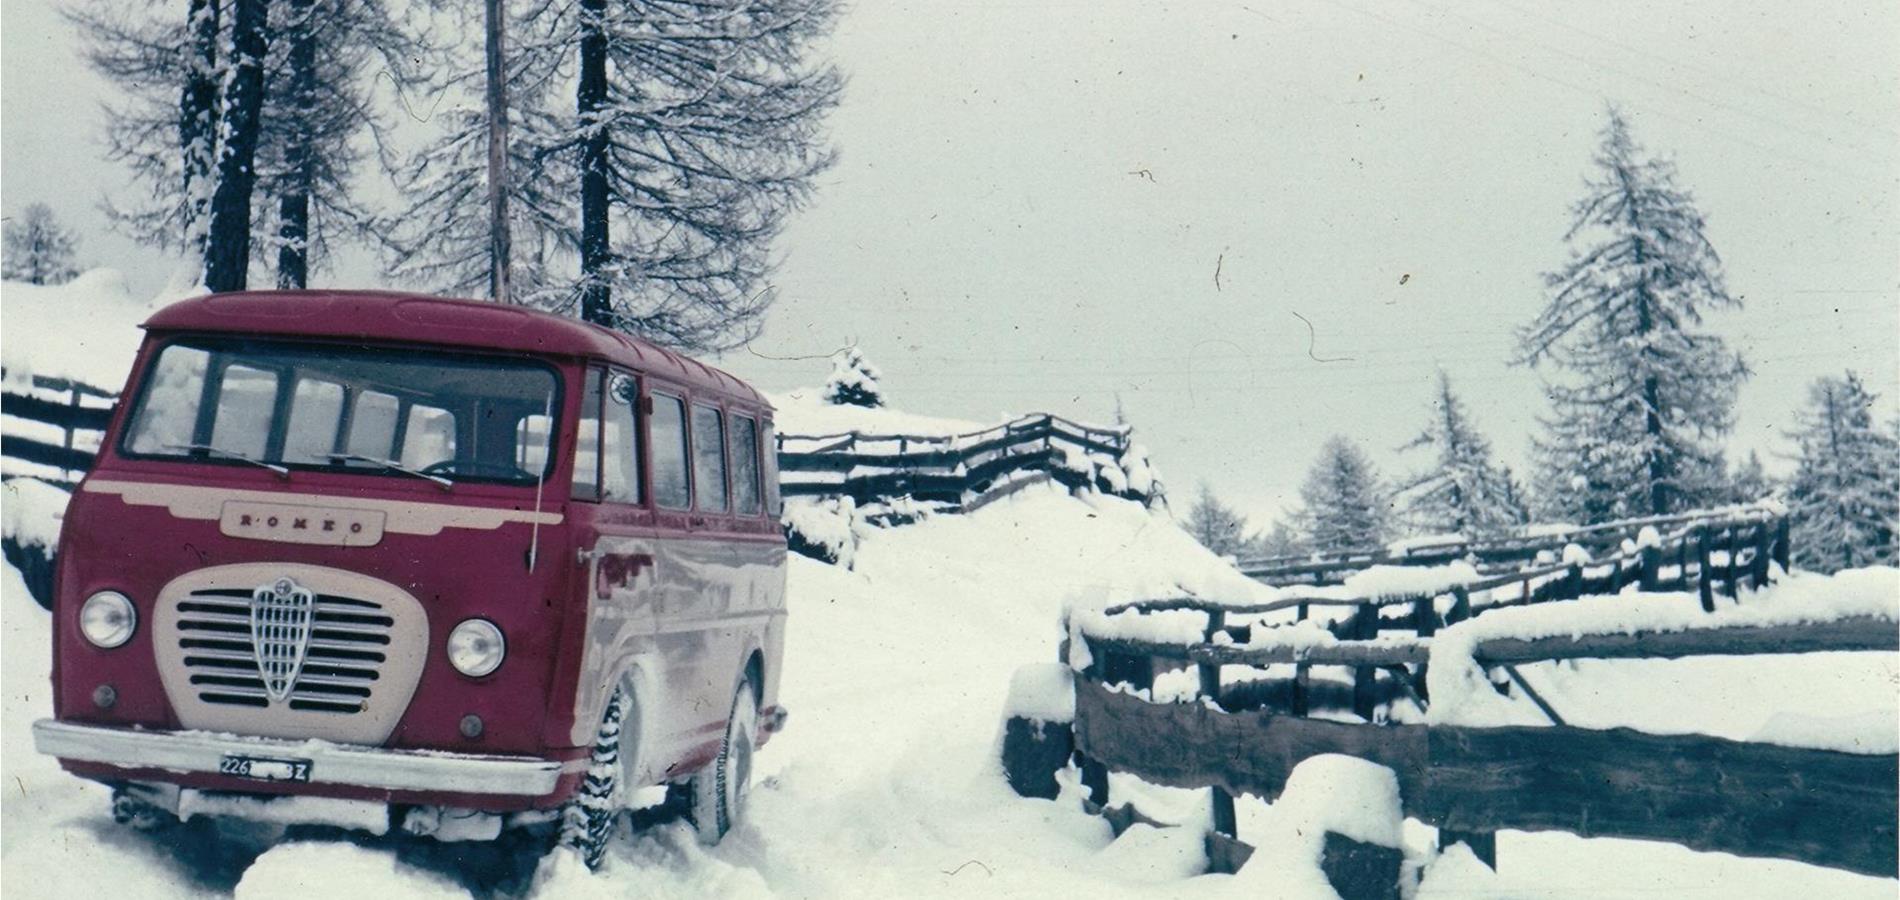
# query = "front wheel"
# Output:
<box><xmin>689</xmin><ymin>679</ymin><xmax>758</xmax><ymax>845</ymax></box>
<box><xmin>559</xmin><ymin>685</ymin><xmax>632</xmax><ymax>869</ymax></box>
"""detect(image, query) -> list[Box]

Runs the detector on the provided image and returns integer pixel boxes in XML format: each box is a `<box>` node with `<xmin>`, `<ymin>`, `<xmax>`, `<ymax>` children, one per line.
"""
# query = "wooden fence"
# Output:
<box><xmin>1239</xmin><ymin>506</ymin><xmax>1785</xmax><ymax>588</ymax></box>
<box><xmin>1007</xmin><ymin>508</ymin><xmax>1900</xmax><ymax>892</ymax></box>
<box><xmin>776</xmin><ymin>413</ymin><xmax>1148</xmax><ymax>511</ymax></box>
<box><xmin>1</xmin><ymin>374</ymin><xmax>117</xmax><ymax>486</ymax></box>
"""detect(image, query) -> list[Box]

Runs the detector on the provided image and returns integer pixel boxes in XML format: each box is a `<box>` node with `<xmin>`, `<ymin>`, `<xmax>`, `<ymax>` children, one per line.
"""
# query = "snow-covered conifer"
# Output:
<box><xmin>1394</xmin><ymin>371</ymin><xmax>1518</xmax><ymax>539</ymax></box>
<box><xmin>823</xmin><ymin>347</ymin><xmax>885</xmax><ymax>408</ymax></box>
<box><xmin>1728</xmin><ymin>449</ymin><xmax>1775</xmax><ymax>505</ymax></box>
<box><xmin>1295</xmin><ymin>436</ymin><xmax>1390</xmax><ymax>553</ymax></box>
<box><xmin>1783</xmin><ymin>372</ymin><xmax>1898</xmax><ymax>572</ymax></box>
<box><xmin>1182</xmin><ymin>482</ymin><xmax>1248</xmax><ymax>558</ymax></box>
<box><xmin>2</xmin><ymin>204</ymin><xmax>81</xmax><ymax>285</ymax></box>
<box><xmin>1519</xmin><ymin>107</ymin><xmax>1747</xmax><ymax>522</ymax></box>
<box><xmin>1245</xmin><ymin>519</ymin><xmax>1305</xmax><ymax>560</ymax></box>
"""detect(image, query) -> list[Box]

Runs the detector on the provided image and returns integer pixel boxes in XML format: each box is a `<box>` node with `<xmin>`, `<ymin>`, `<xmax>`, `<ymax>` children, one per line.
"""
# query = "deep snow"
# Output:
<box><xmin>4</xmin><ymin>486</ymin><xmax>1896</xmax><ymax>898</ymax></box>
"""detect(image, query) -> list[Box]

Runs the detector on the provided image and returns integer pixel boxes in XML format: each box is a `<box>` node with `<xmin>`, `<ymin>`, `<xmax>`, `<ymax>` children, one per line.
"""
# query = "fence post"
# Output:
<box><xmin>1751</xmin><ymin>523</ymin><xmax>1773</xmax><ymax>589</ymax></box>
<box><xmin>1724</xmin><ymin>528</ymin><xmax>1741</xmax><ymax>600</ymax></box>
<box><xmin>1676</xmin><ymin>538</ymin><xmax>1691</xmax><ymax>591</ymax></box>
<box><xmin>1292</xmin><ymin>602</ymin><xmax>1311</xmax><ymax>716</ymax></box>
<box><xmin>1447</xmin><ymin>587</ymin><xmax>1471</xmax><ymax>624</ymax></box>
<box><xmin>1565</xmin><ymin>563</ymin><xmax>1583</xmax><ymax>600</ymax></box>
<box><xmin>1198</xmin><ymin>609</ymin><xmax>1238</xmax><ymax>838</ymax></box>
<box><xmin>1639</xmin><ymin>543</ymin><xmax>1662</xmax><ymax>592</ymax></box>
<box><xmin>62</xmin><ymin>388</ymin><xmax>81</xmax><ymax>480</ymax></box>
<box><xmin>1710</xmin><ymin>527</ymin><xmax>1725</xmax><ymax>611</ymax></box>
<box><xmin>1351</xmin><ymin>602</ymin><xmax>1378</xmax><ymax>721</ymax></box>
<box><xmin>1772</xmin><ymin>518</ymin><xmax>1791</xmax><ymax>573</ymax></box>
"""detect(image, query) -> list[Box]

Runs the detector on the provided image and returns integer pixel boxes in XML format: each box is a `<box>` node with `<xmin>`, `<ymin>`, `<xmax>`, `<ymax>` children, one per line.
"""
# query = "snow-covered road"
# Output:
<box><xmin>4</xmin><ymin>488</ymin><xmax>1896</xmax><ymax>898</ymax></box>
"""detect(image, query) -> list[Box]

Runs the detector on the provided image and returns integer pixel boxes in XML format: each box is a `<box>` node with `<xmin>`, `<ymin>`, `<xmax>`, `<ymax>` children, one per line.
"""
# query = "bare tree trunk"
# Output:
<box><xmin>577</xmin><ymin>0</ymin><xmax>611</xmax><ymax>325</ymax></box>
<box><xmin>180</xmin><ymin>0</ymin><xmax>220</xmax><ymax>257</ymax></box>
<box><xmin>275</xmin><ymin>0</ymin><xmax>317</xmax><ymax>289</ymax></box>
<box><xmin>485</xmin><ymin>0</ymin><xmax>512</xmax><ymax>303</ymax></box>
<box><xmin>204</xmin><ymin>0</ymin><xmax>269</xmax><ymax>293</ymax></box>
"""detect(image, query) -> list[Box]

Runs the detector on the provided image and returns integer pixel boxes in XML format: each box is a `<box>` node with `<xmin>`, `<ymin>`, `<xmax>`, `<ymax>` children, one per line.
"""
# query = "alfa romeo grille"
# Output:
<box><xmin>174</xmin><ymin>587</ymin><xmax>393</xmax><ymax>715</ymax></box>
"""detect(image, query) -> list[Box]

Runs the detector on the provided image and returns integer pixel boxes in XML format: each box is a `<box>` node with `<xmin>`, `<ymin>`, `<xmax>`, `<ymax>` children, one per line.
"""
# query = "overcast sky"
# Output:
<box><xmin>4</xmin><ymin>0</ymin><xmax>1896</xmax><ymax>528</ymax></box>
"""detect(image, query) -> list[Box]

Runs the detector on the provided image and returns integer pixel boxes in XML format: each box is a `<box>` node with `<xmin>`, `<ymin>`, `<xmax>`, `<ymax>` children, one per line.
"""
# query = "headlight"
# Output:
<box><xmin>80</xmin><ymin>591</ymin><xmax>137</xmax><ymax>649</ymax></box>
<box><xmin>446</xmin><ymin>618</ymin><xmax>505</xmax><ymax>677</ymax></box>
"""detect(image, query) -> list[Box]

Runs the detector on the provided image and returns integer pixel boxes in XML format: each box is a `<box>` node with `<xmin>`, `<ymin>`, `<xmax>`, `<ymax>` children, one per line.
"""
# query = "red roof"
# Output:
<box><xmin>142</xmin><ymin>289</ymin><xmax>767</xmax><ymax>406</ymax></box>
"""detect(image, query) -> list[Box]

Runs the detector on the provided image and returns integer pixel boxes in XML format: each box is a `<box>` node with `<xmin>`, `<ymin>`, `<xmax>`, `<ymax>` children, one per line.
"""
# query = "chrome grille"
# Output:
<box><xmin>174</xmin><ymin>587</ymin><xmax>393</xmax><ymax>715</ymax></box>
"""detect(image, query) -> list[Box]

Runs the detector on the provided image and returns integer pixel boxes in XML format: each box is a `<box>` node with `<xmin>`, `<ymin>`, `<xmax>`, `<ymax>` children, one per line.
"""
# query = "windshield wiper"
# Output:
<box><xmin>325</xmin><ymin>452</ymin><xmax>453</xmax><ymax>491</ymax></box>
<box><xmin>166</xmin><ymin>443</ymin><xmax>290</xmax><ymax>479</ymax></box>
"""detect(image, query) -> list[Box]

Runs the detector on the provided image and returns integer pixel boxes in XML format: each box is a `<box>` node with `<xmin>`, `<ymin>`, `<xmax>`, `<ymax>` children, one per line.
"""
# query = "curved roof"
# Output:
<box><xmin>142</xmin><ymin>289</ymin><xmax>767</xmax><ymax>406</ymax></box>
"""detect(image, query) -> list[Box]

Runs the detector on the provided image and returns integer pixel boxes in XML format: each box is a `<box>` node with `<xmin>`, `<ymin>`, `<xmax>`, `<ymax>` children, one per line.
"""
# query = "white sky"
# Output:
<box><xmin>4</xmin><ymin>0</ymin><xmax>1897</xmax><ymax>529</ymax></box>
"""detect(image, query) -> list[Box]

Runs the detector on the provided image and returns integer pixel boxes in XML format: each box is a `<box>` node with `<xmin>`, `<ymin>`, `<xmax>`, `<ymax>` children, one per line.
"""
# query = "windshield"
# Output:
<box><xmin>121</xmin><ymin>337</ymin><xmax>560</xmax><ymax>486</ymax></box>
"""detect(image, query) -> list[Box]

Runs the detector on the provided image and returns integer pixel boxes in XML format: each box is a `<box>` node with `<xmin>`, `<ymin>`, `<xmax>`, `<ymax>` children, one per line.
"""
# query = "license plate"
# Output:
<box><xmin>218</xmin><ymin>754</ymin><xmax>312</xmax><ymax>783</ymax></box>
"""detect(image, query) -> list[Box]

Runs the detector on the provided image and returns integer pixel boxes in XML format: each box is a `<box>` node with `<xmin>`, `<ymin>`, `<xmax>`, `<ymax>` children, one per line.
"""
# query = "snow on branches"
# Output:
<box><xmin>823</xmin><ymin>347</ymin><xmax>885</xmax><ymax>408</ymax></box>
<box><xmin>1783</xmin><ymin>371</ymin><xmax>1899</xmax><ymax>572</ymax></box>
<box><xmin>1394</xmin><ymin>371</ymin><xmax>1524</xmax><ymax>540</ymax></box>
<box><xmin>1518</xmin><ymin>106</ymin><xmax>1747</xmax><ymax>523</ymax></box>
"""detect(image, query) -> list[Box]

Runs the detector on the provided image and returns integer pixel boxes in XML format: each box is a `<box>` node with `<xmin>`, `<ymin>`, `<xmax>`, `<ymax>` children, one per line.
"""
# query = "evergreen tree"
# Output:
<box><xmin>822</xmin><ymin>347</ymin><xmax>885</xmax><ymax>408</ymax></box>
<box><xmin>2</xmin><ymin>204</ymin><xmax>82</xmax><ymax>285</ymax></box>
<box><xmin>1519</xmin><ymin>107</ymin><xmax>1747</xmax><ymax>523</ymax></box>
<box><xmin>1783</xmin><ymin>372</ymin><xmax>1898</xmax><ymax>572</ymax></box>
<box><xmin>1728</xmin><ymin>449</ymin><xmax>1775</xmax><ymax>505</ymax></box>
<box><xmin>1394</xmin><ymin>371</ymin><xmax>1518</xmax><ymax>538</ymax></box>
<box><xmin>1244</xmin><ymin>519</ymin><xmax>1305</xmax><ymax>560</ymax></box>
<box><xmin>1295</xmin><ymin>436</ymin><xmax>1390</xmax><ymax>553</ymax></box>
<box><xmin>1183</xmin><ymin>482</ymin><xmax>1248</xmax><ymax>558</ymax></box>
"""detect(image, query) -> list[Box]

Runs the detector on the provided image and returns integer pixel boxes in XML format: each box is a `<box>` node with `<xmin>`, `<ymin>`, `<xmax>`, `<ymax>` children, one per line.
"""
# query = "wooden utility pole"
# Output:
<box><xmin>484</xmin><ymin>0</ymin><xmax>512</xmax><ymax>303</ymax></box>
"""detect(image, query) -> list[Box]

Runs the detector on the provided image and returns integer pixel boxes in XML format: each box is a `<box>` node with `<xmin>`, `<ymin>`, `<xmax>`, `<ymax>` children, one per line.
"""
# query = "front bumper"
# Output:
<box><xmin>34</xmin><ymin>719</ymin><xmax>570</xmax><ymax>796</ymax></box>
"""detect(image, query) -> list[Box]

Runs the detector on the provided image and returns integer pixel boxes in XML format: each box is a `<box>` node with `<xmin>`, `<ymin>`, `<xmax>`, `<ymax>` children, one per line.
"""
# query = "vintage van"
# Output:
<box><xmin>31</xmin><ymin>290</ymin><xmax>788</xmax><ymax>867</ymax></box>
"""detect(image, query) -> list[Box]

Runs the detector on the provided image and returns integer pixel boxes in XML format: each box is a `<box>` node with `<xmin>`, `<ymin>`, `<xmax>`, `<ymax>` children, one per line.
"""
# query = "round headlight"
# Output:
<box><xmin>447</xmin><ymin>618</ymin><xmax>506</xmax><ymax>677</ymax></box>
<box><xmin>80</xmin><ymin>591</ymin><xmax>137</xmax><ymax>649</ymax></box>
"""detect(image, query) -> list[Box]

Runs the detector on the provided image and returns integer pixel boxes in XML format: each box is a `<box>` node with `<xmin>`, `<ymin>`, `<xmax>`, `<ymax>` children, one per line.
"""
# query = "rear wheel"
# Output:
<box><xmin>689</xmin><ymin>679</ymin><xmax>758</xmax><ymax>845</ymax></box>
<box><xmin>559</xmin><ymin>685</ymin><xmax>633</xmax><ymax>869</ymax></box>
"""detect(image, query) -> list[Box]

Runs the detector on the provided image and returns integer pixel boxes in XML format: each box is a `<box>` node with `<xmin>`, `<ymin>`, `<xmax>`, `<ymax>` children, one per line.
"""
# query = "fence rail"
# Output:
<box><xmin>1</xmin><ymin>373</ymin><xmax>117</xmax><ymax>486</ymax></box>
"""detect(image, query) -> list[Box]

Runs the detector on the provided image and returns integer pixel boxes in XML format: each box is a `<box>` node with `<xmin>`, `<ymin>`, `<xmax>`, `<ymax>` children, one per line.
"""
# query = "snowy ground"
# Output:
<box><xmin>4</xmin><ymin>485</ymin><xmax>1896</xmax><ymax>898</ymax></box>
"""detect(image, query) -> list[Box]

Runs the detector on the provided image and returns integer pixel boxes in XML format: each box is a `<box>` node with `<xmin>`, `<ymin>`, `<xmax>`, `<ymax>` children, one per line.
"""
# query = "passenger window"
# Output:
<box><xmin>730</xmin><ymin>414</ymin><xmax>762</xmax><ymax>515</ymax></box>
<box><xmin>402</xmin><ymin>405</ymin><xmax>457</xmax><ymax>470</ymax></box>
<box><xmin>209</xmin><ymin>363</ymin><xmax>278</xmax><ymax>458</ymax></box>
<box><xmin>571</xmin><ymin>370</ymin><xmax>603</xmax><ymax>500</ymax></box>
<box><xmin>651</xmin><ymin>393</ymin><xmax>691</xmax><ymax>509</ymax></box>
<box><xmin>127</xmin><ymin>345</ymin><xmax>210</xmax><ymax>454</ymax></box>
<box><xmin>692</xmin><ymin>404</ymin><xmax>729</xmax><ymax>512</ymax></box>
<box><xmin>282</xmin><ymin>378</ymin><xmax>344</xmax><ymax>463</ymax></box>
<box><xmin>763</xmin><ymin>419</ymin><xmax>782</xmax><ymax>516</ymax></box>
<box><xmin>345</xmin><ymin>390</ymin><xmax>400</xmax><ymax>459</ymax></box>
<box><xmin>515</xmin><ymin>413</ymin><xmax>551</xmax><ymax>474</ymax></box>
<box><xmin>602</xmin><ymin>373</ymin><xmax>641</xmax><ymax>502</ymax></box>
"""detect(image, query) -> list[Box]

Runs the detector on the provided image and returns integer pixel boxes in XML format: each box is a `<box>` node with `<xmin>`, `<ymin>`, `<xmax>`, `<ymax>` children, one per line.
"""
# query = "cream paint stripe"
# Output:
<box><xmin>86</xmin><ymin>479</ymin><xmax>562</xmax><ymax>536</ymax></box>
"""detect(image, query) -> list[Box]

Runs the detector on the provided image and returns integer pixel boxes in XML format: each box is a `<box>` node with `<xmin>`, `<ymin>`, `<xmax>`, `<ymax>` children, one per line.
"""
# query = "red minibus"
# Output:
<box><xmin>32</xmin><ymin>290</ymin><xmax>788</xmax><ymax>867</ymax></box>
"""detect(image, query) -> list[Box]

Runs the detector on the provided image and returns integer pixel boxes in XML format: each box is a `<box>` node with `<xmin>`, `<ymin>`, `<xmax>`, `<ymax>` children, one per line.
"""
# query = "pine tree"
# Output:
<box><xmin>1244</xmin><ymin>519</ymin><xmax>1305</xmax><ymax>560</ymax></box>
<box><xmin>1783</xmin><ymin>372</ymin><xmax>1898</xmax><ymax>572</ymax></box>
<box><xmin>823</xmin><ymin>347</ymin><xmax>885</xmax><ymax>408</ymax></box>
<box><xmin>1519</xmin><ymin>106</ymin><xmax>1747</xmax><ymax>523</ymax></box>
<box><xmin>1183</xmin><ymin>482</ymin><xmax>1248</xmax><ymax>558</ymax></box>
<box><xmin>2</xmin><ymin>204</ymin><xmax>82</xmax><ymax>285</ymax></box>
<box><xmin>1728</xmin><ymin>449</ymin><xmax>1775</xmax><ymax>505</ymax></box>
<box><xmin>1295</xmin><ymin>436</ymin><xmax>1390</xmax><ymax>553</ymax></box>
<box><xmin>1394</xmin><ymin>371</ymin><xmax>1518</xmax><ymax>539</ymax></box>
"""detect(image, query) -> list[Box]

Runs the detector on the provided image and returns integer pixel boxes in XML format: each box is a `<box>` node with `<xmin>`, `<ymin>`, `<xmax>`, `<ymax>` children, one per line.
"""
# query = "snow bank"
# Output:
<box><xmin>2</xmin><ymin>477</ymin><xmax>70</xmax><ymax>548</ymax></box>
<box><xmin>1005</xmin><ymin>663</ymin><xmax>1075</xmax><ymax>724</ymax></box>
<box><xmin>1</xmin><ymin>269</ymin><xmax>160</xmax><ymax>390</ymax></box>
<box><xmin>768</xmin><ymin>387</ymin><xmax>983</xmax><ymax>438</ymax></box>
<box><xmin>234</xmin><ymin>842</ymin><xmax>466</xmax><ymax>899</ymax></box>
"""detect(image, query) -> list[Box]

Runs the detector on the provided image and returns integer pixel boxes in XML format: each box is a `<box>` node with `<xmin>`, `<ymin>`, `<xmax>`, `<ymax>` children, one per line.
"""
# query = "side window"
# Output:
<box><xmin>402</xmin><ymin>405</ymin><xmax>457</xmax><ymax>470</ymax></box>
<box><xmin>209</xmin><ymin>363</ymin><xmax>278</xmax><ymax>458</ymax></box>
<box><xmin>730</xmin><ymin>414</ymin><xmax>762</xmax><ymax>515</ymax></box>
<box><xmin>691</xmin><ymin>403</ymin><xmax>729</xmax><ymax>512</ymax></box>
<box><xmin>650</xmin><ymin>393</ymin><xmax>691</xmax><ymax>509</ymax></box>
<box><xmin>127</xmin><ymin>345</ymin><xmax>209</xmax><ymax>453</ymax></box>
<box><xmin>282</xmin><ymin>378</ymin><xmax>344</xmax><ymax>464</ymax></box>
<box><xmin>514</xmin><ymin>412</ymin><xmax>551</xmax><ymax>474</ymax></box>
<box><xmin>571</xmin><ymin>370</ymin><xmax>603</xmax><ymax>500</ymax></box>
<box><xmin>602</xmin><ymin>373</ymin><xmax>641</xmax><ymax>502</ymax></box>
<box><xmin>762</xmin><ymin>419</ymin><xmax>782</xmax><ymax>516</ymax></box>
<box><xmin>345</xmin><ymin>390</ymin><xmax>400</xmax><ymax>459</ymax></box>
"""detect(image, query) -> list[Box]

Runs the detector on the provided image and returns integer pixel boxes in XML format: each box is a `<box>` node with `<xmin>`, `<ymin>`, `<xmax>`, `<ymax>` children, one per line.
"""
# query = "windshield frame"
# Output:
<box><xmin>115</xmin><ymin>334</ymin><xmax>567</xmax><ymax>489</ymax></box>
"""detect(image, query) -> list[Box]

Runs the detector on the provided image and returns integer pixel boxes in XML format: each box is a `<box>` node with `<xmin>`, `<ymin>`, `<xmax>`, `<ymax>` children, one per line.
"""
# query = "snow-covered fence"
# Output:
<box><xmin>1</xmin><ymin>373</ymin><xmax>117</xmax><ymax>486</ymax></box>
<box><xmin>1002</xmin><ymin>507</ymin><xmax>1900</xmax><ymax>887</ymax></box>
<box><xmin>1240</xmin><ymin>504</ymin><xmax>1785</xmax><ymax>588</ymax></box>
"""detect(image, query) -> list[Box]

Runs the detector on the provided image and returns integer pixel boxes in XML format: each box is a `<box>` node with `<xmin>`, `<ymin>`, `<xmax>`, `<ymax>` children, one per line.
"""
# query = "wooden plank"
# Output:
<box><xmin>1</xmin><ymin>435</ymin><xmax>97</xmax><ymax>473</ymax></box>
<box><xmin>1190</xmin><ymin>641</ymin><xmax>1429</xmax><ymax>669</ymax></box>
<box><xmin>1471</xmin><ymin>617</ymin><xmax>1897</xmax><ymax>664</ymax></box>
<box><xmin>2</xmin><ymin>390</ymin><xmax>115</xmax><ymax>431</ymax></box>
<box><xmin>1422</xmin><ymin>724</ymin><xmax>1898</xmax><ymax>878</ymax></box>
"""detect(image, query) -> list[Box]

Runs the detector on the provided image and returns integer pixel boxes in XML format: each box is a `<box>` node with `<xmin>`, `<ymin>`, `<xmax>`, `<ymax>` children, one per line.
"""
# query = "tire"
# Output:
<box><xmin>689</xmin><ymin>678</ymin><xmax>759</xmax><ymax>845</ymax></box>
<box><xmin>559</xmin><ymin>684</ymin><xmax>633</xmax><ymax>870</ymax></box>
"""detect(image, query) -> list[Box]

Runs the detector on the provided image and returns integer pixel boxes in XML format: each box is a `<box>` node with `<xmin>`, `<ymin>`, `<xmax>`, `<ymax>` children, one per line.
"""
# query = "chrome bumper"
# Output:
<box><xmin>33</xmin><ymin>719</ymin><xmax>570</xmax><ymax>796</ymax></box>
